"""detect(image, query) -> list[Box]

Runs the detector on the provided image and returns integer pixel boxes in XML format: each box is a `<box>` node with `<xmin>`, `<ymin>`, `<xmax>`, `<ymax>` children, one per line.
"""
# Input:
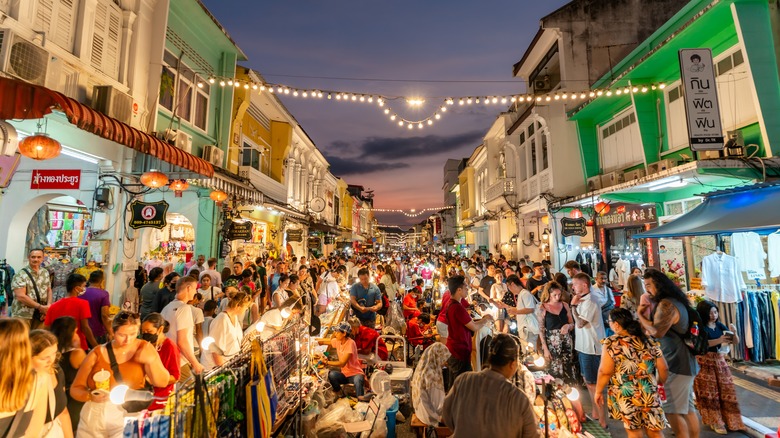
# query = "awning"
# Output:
<box><xmin>634</xmin><ymin>183</ymin><xmax>780</xmax><ymax>238</ymax></box>
<box><xmin>0</xmin><ymin>77</ymin><xmax>213</xmax><ymax>177</ymax></box>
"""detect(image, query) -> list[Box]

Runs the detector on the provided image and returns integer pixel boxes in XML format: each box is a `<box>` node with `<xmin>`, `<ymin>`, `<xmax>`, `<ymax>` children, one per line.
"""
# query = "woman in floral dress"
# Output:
<box><xmin>537</xmin><ymin>281</ymin><xmax>578</xmax><ymax>384</ymax></box>
<box><xmin>595</xmin><ymin>308</ymin><xmax>669</xmax><ymax>437</ymax></box>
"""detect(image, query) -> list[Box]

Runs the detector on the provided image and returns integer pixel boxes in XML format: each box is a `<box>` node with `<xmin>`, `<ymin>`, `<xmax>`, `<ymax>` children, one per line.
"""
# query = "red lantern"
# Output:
<box><xmin>140</xmin><ymin>170</ymin><xmax>169</xmax><ymax>188</ymax></box>
<box><xmin>169</xmin><ymin>179</ymin><xmax>189</xmax><ymax>198</ymax></box>
<box><xmin>595</xmin><ymin>202</ymin><xmax>610</xmax><ymax>216</ymax></box>
<box><xmin>210</xmin><ymin>190</ymin><xmax>228</xmax><ymax>204</ymax></box>
<box><xmin>18</xmin><ymin>133</ymin><xmax>61</xmax><ymax>160</ymax></box>
<box><xmin>587</xmin><ymin>219</ymin><xmax>595</xmax><ymax>227</ymax></box>
<box><xmin>570</xmin><ymin>209</ymin><xmax>582</xmax><ymax>219</ymax></box>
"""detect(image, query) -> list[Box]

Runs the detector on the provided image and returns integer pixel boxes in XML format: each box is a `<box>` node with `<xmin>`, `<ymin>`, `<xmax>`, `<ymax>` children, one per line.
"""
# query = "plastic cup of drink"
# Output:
<box><xmin>93</xmin><ymin>369</ymin><xmax>110</xmax><ymax>393</ymax></box>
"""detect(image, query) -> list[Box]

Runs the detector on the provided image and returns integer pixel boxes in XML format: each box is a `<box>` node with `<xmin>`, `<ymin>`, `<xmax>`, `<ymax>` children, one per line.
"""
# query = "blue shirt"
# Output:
<box><xmin>350</xmin><ymin>282</ymin><xmax>381</xmax><ymax>322</ymax></box>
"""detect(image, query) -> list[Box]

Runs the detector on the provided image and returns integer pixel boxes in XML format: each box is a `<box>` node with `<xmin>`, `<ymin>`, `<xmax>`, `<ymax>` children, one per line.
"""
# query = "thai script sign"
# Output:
<box><xmin>679</xmin><ymin>48</ymin><xmax>724</xmax><ymax>150</ymax></box>
<box><xmin>30</xmin><ymin>169</ymin><xmax>81</xmax><ymax>189</ymax></box>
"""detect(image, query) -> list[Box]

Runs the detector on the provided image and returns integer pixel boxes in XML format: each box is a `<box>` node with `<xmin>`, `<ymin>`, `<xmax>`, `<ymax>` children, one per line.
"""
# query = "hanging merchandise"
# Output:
<box><xmin>730</xmin><ymin>232</ymin><xmax>767</xmax><ymax>273</ymax></box>
<box><xmin>767</xmin><ymin>231</ymin><xmax>780</xmax><ymax>278</ymax></box>
<box><xmin>701</xmin><ymin>251</ymin><xmax>746</xmax><ymax>303</ymax></box>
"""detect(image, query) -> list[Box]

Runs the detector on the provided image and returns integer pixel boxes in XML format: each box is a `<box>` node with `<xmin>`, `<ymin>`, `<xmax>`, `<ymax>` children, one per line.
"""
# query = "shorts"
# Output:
<box><xmin>663</xmin><ymin>372</ymin><xmax>696</xmax><ymax>414</ymax></box>
<box><xmin>436</xmin><ymin>320</ymin><xmax>448</xmax><ymax>339</ymax></box>
<box><xmin>578</xmin><ymin>352</ymin><xmax>601</xmax><ymax>384</ymax></box>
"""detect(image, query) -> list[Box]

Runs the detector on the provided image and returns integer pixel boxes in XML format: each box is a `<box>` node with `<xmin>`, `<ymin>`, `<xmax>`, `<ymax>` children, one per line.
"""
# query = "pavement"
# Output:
<box><xmin>389</xmin><ymin>361</ymin><xmax>780</xmax><ymax>438</ymax></box>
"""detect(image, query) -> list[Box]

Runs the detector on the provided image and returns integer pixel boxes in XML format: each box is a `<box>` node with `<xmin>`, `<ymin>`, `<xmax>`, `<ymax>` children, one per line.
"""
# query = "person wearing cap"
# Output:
<box><xmin>442</xmin><ymin>333</ymin><xmax>538</xmax><ymax>438</ymax></box>
<box><xmin>321</xmin><ymin>322</ymin><xmax>367</xmax><ymax>400</ymax></box>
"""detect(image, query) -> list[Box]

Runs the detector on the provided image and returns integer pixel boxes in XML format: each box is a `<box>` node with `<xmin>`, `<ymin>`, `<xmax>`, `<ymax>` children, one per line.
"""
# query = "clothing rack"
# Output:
<box><xmin>715</xmin><ymin>288</ymin><xmax>779</xmax><ymax>363</ymax></box>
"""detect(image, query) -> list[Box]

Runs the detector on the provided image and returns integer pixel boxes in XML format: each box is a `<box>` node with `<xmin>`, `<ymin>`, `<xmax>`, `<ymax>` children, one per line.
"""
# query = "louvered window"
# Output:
<box><xmin>90</xmin><ymin>0</ymin><xmax>122</xmax><ymax>79</ymax></box>
<box><xmin>35</xmin><ymin>0</ymin><xmax>79</xmax><ymax>52</ymax></box>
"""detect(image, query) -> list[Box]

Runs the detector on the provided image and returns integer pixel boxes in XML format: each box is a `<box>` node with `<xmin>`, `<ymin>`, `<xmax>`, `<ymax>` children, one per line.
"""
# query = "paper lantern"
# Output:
<box><xmin>586</xmin><ymin>219</ymin><xmax>595</xmax><ymax>227</ymax></box>
<box><xmin>210</xmin><ymin>190</ymin><xmax>228</xmax><ymax>203</ymax></box>
<box><xmin>570</xmin><ymin>209</ymin><xmax>583</xmax><ymax>219</ymax></box>
<box><xmin>140</xmin><ymin>170</ymin><xmax>169</xmax><ymax>188</ymax></box>
<box><xmin>594</xmin><ymin>202</ymin><xmax>610</xmax><ymax>216</ymax></box>
<box><xmin>541</xmin><ymin>215</ymin><xmax>550</xmax><ymax>225</ymax></box>
<box><xmin>169</xmin><ymin>179</ymin><xmax>189</xmax><ymax>198</ymax></box>
<box><xmin>18</xmin><ymin>133</ymin><xmax>61</xmax><ymax>160</ymax></box>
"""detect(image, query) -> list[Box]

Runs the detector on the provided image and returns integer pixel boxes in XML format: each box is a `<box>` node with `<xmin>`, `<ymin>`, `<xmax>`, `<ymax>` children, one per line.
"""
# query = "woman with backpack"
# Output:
<box><xmin>693</xmin><ymin>300</ymin><xmax>745</xmax><ymax>434</ymax></box>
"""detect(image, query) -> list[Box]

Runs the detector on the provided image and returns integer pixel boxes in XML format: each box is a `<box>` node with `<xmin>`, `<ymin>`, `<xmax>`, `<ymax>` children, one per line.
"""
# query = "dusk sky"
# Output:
<box><xmin>202</xmin><ymin>0</ymin><xmax>570</xmax><ymax>226</ymax></box>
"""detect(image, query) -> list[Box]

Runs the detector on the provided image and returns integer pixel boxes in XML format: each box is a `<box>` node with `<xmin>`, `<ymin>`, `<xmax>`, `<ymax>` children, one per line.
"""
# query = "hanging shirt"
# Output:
<box><xmin>701</xmin><ymin>252</ymin><xmax>745</xmax><ymax>303</ymax></box>
<box><xmin>731</xmin><ymin>232</ymin><xmax>767</xmax><ymax>273</ymax></box>
<box><xmin>767</xmin><ymin>233</ymin><xmax>780</xmax><ymax>278</ymax></box>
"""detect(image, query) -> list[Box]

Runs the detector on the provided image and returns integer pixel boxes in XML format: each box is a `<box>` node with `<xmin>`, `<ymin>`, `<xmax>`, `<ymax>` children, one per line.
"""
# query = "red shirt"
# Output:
<box><xmin>44</xmin><ymin>297</ymin><xmax>92</xmax><ymax>350</ymax></box>
<box><xmin>403</xmin><ymin>293</ymin><xmax>419</xmax><ymax>320</ymax></box>
<box><xmin>150</xmin><ymin>338</ymin><xmax>180</xmax><ymax>410</ymax></box>
<box><xmin>406</xmin><ymin>318</ymin><xmax>433</xmax><ymax>348</ymax></box>
<box><xmin>444</xmin><ymin>300</ymin><xmax>473</xmax><ymax>362</ymax></box>
<box><xmin>437</xmin><ymin>291</ymin><xmax>468</xmax><ymax>324</ymax></box>
<box><xmin>355</xmin><ymin>326</ymin><xmax>388</xmax><ymax>361</ymax></box>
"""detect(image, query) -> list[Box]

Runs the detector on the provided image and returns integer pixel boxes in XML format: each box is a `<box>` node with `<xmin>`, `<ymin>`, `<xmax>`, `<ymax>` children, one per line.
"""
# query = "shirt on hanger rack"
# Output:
<box><xmin>701</xmin><ymin>252</ymin><xmax>746</xmax><ymax>303</ymax></box>
<box><xmin>767</xmin><ymin>232</ymin><xmax>780</xmax><ymax>278</ymax></box>
<box><xmin>731</xmin><ymin>232</ymin><xmax>767</xmax><ymax>273</ymax></box>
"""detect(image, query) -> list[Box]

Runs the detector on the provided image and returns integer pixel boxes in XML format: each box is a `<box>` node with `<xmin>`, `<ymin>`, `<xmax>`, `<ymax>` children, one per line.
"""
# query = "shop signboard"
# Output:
<box><xmin>454</xmin><ymin>237</ymin><xmax>465</xmax><ymax>245</ymax></box>
<box><xmin>308</xmin><ymin>237</ymin><xmax>321</xmax><ymax>249</ymax></box>
<box><xmin>678</xmin><ymin>48</ymin><xmax>724</xmax><ymax>150</ymax></box>
<box><xmin>324</xmin><ymin>235</ymin><xmax>335</xmax><ymax>245</ymax></box>
<box><xmin>286</xmin><ymin>229</ymin><xmax>303</xmax><ymax>242</ymax></box>
<box><xmin>30</xmin><ymin>169</ymin><xmax>81</xmax><ymax>190</ymax></box>
<box><xmin>129</xmin><ymin>200</ymin><xmax>168</xmax><ymax>229</ymax></box>
<box><xmin>560</xmin><ymin>217</ymin><xmax>587</xmax><ymax>237</ymax></box>
<box><xmin>219</xmin><ymin>239</ymin><xmax>231</xmax><ymax>258</ymax></box>
<box><xmin>595</xmin><ymin>204</ymin><xmax>656</xmax><ymax>228</ymax></box>
<box><xmin>226</xmin><ymin>221</ymin><xmax>253</xmax><ymax>241</ymax></box>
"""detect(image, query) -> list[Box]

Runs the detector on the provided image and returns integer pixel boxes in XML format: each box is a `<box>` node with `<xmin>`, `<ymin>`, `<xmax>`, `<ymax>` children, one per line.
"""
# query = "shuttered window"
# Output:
<box><xmin>90</xmin><ymin>0</ymin><xmax>122</xmax><ymax>79</ymax></box>
<box><xmin>35</xmin><ymin>0</ymin><xmax>79</xmax><ymax>52</ymax></box>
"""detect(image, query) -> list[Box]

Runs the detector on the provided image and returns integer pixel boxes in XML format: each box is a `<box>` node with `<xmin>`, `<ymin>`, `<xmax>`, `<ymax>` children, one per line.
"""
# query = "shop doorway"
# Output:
<box><xmin>605</xmin><ymin>227</ymin><xmax>649</xmax><ymax>274</ymax></box>
<box><xmin>141</xmin><ymin>212</ymin><xmax>196</xmax><ymax>274</ymax></box>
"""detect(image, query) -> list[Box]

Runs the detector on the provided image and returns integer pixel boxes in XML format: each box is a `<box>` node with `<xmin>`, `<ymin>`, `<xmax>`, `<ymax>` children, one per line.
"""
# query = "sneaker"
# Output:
<box><xmin>713</xmin><ymin>425</ymin><xmax>728</xmax><ymax>435</ymax></box>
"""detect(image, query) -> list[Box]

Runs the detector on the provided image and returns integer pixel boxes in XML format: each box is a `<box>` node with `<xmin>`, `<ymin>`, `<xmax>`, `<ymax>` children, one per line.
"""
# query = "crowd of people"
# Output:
<box><xmin>0</xmin><ymin>247</ymin><xmax>750</xmax><ymax>437</ymax></box>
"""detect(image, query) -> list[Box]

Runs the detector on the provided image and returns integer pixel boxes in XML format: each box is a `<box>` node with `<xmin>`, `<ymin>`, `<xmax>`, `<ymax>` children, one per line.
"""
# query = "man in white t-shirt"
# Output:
<box><xmin>162</xmin><ymin>276</ymin><xmax>203</xmax><ymax>381</ymax></box>
<box><xmin>506</xmin><ymin>274</ymin><xmax>539</xmax><ymax>348</ymax></box>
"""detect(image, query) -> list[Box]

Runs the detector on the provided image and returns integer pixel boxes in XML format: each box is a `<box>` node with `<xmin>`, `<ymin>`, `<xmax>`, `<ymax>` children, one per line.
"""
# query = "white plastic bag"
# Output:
<box><xmin>315</xmin><ymin>398</ymin><xmax>352</xmax><ymax>433</ymax></box>
<box><xmin>386</xmin><ymin>302</ymin><xmax>406</xmax><ymax>335</ymax></box>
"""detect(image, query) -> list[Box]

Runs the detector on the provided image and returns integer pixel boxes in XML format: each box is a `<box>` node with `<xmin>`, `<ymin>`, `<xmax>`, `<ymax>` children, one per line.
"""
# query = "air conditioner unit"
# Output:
<box><xmin>202</xmin><ymin>145</ymin><xmax>224</xmax><ymax>167</ymax></box>
<box><xmin>586</xmin><ymin>176</ymin><xmax>603</xmax><ymax>191</ymax></box>
<box><xmin>647</xmin><ymin>159</ymin><xmax>679</xmax><ymax>175</ymax></box>
<box><xmin>533</xmin><ymin>75</ymin><xmax>551</xmax><ymax>93</ymax></box>
<box><xmin>600</xmin><ymin>171</ymin><xmax>624</xmax><ymax>188</ymax></box>
<box><xmin>163</xmin><ymin>129</ymin><xmax>192</xmax><ymax>154</ymax></box>
<box><xmin>0</xmin><ymin>29</ymin><xmax>50</xmax><ymax>86</ymax></box>
<box><xmin>92</xmin><ymin>85</ymin><xmax>133</xmax><ymax>125</ymax></box>
<box><xmin>623</xmin><ymin>168</ymin><xmax>646</xmax><ymax>181</ymax></box>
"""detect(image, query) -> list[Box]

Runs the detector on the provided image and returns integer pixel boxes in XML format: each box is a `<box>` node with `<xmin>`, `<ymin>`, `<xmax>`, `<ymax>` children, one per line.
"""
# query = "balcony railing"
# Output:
<box><xmin>485</xmin><ymin>177</ymin><xmax>515</xmax><ymax>203</ymax></box>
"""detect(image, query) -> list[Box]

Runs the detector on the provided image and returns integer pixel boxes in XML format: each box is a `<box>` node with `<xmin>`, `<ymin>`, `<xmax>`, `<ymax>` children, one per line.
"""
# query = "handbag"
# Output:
<box><xmin>105</xmin><ymin>343</ymin><xmax>152</xmax><ymax>413</ymax></box>
<box><xmin>246</xmin><ymin>342</ymin><xmax>276</xmax><ymax>438</ymax></box>
<box><xmin>22</xmin><ymin>268</ymin><xmax>46</xmax><ymax>322</ymax></box>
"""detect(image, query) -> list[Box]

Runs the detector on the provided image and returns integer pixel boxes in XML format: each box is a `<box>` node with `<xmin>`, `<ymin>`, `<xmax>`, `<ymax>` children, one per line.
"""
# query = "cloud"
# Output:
<box><xmin>357</xmin><ymin>130</ymin><xmax>483</xmax><ymax>160</ymax></box>
<box><xmin>325</xmin><ymin>155</ymin><xmax>410</xmax><ymax>176</ymax></box>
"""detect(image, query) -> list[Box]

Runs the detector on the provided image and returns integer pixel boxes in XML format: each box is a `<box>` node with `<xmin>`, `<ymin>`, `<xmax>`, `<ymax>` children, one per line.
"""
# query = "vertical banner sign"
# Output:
<box><xmin>679</xmin><ymin>48</ymin><xmax>724</xmax><ymax>150</ymax></box>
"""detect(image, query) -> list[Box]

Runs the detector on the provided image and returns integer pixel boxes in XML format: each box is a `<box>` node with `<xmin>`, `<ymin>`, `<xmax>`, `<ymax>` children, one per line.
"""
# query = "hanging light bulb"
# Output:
<box><xmin>418</xmin><ymin>122</ymin><xmax>423</xmax><ymax>129</ymax></box>
<box><xmin>292</xmin><ymin>90</ymin><xmax>299</xmax><ymax>96</ymax></box>
<box><xmin>390</xmin><ymin>114</ymin><xmax>396</xmax><ymax>121</ymax></box>
<box><xmin>208</xmin><ymin>77</ymin><xmax>215</xmax><ymax>84</ymax></box>
<box><xmin>427</xmin><ymin>120</ymin><xmax>433</xmax><ymax>125</ymax></box>
<box><xmin>616</xmin><ymin>89</ymin><xmax>623</xmax><ymax>95</ymax></box>
<box><xmin>259</xmin><ymin>85</ymin><xmax>266</xmax><ymax>91</ymax></box>
<box><xmin>545</xmin><ymin>96</ymin><xmax>551</xmax><ymax>101</ymax></box>
<box><xmin>434</xmin><ymin>114</ymin><xmax>441</xmax><ymax>120</ymax></box>
<box><xmin>384</xmin><ymin>109</ymin><xmax>390</xmax><ymax>114</ymax></box>
<box><xmin>197</xmin><ymin>82</ymin><xmax>204</xmax><ymax>89</ymax></box>
<box><xmin>169</xmin><ymin>179</ymin><xmax>189</xmax><ymax>198</ymax></box>
<box><xmin>219</xmin><ymin>80</ymin><xmax>226</xmax><ymax>87</ymax></box>
<box><xmin>458</xmin><ymin>99</ymin><xmax>464</xmax><ymax>105</ymax></box>
<box><xmin>407</xmin><ymin>123</ymin><xmax>413</xmax><ymax>129</ymax></box>
<box><xmin>606</xmin><ymin>90</ymin><xmax>613</xmax><ymax>96</ymax></box>
<box><xmin>658</xmin><ymin>83</ymin><xmax>666</xmax><ymax>89</ymax></box>
<box><xmin>359</xmin><ymin>96</ymin><xmax>365</xmax><ymax>102</ymax></box>
<box><xmin>441</xmin><ymin>106</ymin><xmax>447</xmax><ymax>112</ymax></box>
<box><xmin>398</xmin><ymin>121</ymin><xmax>404</xmax><ymax>126</ymax></box>
<box><xmin>252</xmin><ymin>84</ymin><xmax>258</xmax><ymax>90</ymax></box>
<box><xmin>227</xmin><ymin>80</ymin><xmax>233</xmax><ymax>86</ymax></box>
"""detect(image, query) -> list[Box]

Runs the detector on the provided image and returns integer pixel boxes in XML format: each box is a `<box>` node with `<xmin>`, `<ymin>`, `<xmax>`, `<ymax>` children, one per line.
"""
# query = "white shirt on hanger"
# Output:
<box><xmin>767</xmin><ymin>232</ymin><xmax>780</xmax><ymax>278</ymax></box>
<box><xmin>701</xmin><ymin>252</ymin><xmax>746</xmax><ymax>303</ymax></box>
<box><xmin>731</xmin><ymin>232</ymin><xmax>766</xmax><ymax>273</ymax></box>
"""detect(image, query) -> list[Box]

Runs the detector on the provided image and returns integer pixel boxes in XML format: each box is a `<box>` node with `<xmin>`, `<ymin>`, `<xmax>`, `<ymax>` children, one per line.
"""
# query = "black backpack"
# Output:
<box><xmin>673</xmin><ymin>302</ymin><xmax>709</xmax><ymax>356</ymax></box>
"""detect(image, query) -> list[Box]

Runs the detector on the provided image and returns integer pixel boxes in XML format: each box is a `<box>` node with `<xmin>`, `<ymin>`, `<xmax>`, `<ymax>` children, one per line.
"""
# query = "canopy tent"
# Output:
<box><xmin>634</xmin><ymin>183</ymin><xmax>780</xmax><ymax>238</ymax></box>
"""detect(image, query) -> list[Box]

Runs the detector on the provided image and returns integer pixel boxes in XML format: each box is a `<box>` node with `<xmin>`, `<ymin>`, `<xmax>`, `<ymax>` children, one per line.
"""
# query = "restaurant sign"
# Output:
<box><xmin>560</xmin><ymin>218</ymin><xmax>588</xmax><ymax>237</ymax></box>
<box><xmin>595</xmin><ymin>204</ymin><xmax>657</xmax><ymax>228</ymax></box>
<box><xmin>226</xmin><ymin>221</ymin><xmax>253</xmax><ymax>241</ymax></box>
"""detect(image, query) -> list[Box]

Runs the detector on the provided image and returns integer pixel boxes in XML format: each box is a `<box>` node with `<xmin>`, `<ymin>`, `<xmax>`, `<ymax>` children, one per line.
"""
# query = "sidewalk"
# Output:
<box><xmin>730</xmin><ymin>361</ymin><xmax>780</xmax><ymax>438</ymax></box>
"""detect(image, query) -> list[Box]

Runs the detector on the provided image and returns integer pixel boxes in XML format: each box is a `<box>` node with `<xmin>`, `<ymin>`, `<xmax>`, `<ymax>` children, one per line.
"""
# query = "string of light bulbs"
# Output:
<box><xmin>200</xmin><ymin>75</ymin><xmax>669</xmax><ymax>129</ymax></box>
<box><xmin>361</xmin><ymin>205</ymin><xmax>455</xmax><ymax>218</ymax></box>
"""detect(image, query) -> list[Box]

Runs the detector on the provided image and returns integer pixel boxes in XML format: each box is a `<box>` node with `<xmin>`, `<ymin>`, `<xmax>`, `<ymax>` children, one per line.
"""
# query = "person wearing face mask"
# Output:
<box><xmin>152</xmin><ymin>272</ymin><xmax>180</xmax><ymax>314</ymax></box>
<box><xmin>30</xmin><ymin>330</ymin><xmax>73</xmax><ymax>437</ymax></box>
<box><xmin>141</xmin><ymin>313</ymin><xmax>180</xmax><ymax>411</ymax></box>
<box><xmin>45</xmin><ymin>273</ymin><xmax>98</xmax><ymax>350</ymax></box>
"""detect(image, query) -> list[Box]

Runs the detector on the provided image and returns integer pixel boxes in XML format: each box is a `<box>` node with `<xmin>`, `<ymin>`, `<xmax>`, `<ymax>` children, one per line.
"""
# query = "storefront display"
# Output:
<box><xmin>149</xmin><ymin>213</ymin><xmax>195</xmax><ymax>260</ymax></box>
<box><xmin>595</xmin><ymin>203</ymin><xmax>657</xmax><ymax>278</ymax></box>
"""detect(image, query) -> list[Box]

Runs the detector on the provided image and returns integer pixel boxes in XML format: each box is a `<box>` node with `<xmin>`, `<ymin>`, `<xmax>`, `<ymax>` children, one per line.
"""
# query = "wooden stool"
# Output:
<box><xmin>410</xmin><ymin>414</ymin><xmax>453</xmax><ymax>438</ymax></box>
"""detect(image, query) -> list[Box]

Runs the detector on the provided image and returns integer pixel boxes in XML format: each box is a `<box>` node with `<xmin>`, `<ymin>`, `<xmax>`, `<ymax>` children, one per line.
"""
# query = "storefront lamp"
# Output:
<box><xmin>209</xmin><ymin>189</ymin><xmax>228</xmax><ymax>203</ymax></box>
<box><xmin>570</xmin><ymin>209</ymin><xmax>583</xmax><ymax>219</ymax></box>
<box><xmin>18</xmin><ymin>133</ymin><xmax>61</xmax><ymax>160</ymax></box>
<box><xmin>540</xmin><ymin>215</ymin><xmax>550</xmax><ymax>225</ymax></box>
<box><xmin>542</xmin><ymin>229</ymin><xmax>550</xmax><ymax>241</ymax></box>
<box><xmin>140</xmin><ymin>170</ymin><xmax>169</xmax><ymax>188</ymax></box>
<box><xmin>169</xmin><ymin>179</ymin><xmax>189</xmax><ymax>197</ymax></box>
